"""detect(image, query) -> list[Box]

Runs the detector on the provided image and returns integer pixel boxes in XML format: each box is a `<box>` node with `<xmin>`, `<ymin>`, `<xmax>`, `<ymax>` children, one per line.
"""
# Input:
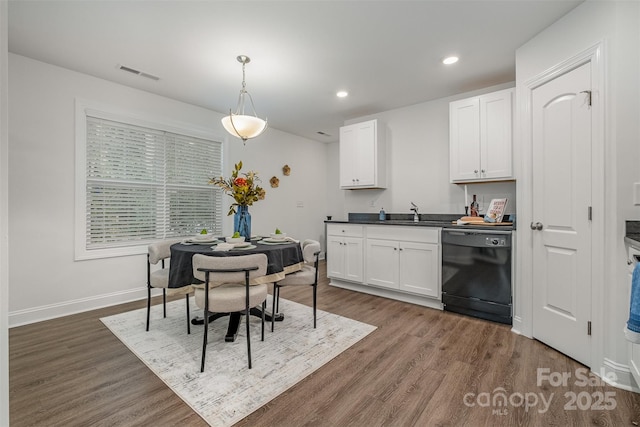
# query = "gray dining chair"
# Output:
<box><xmin>271</xmin><ymin>239</ymin><xmax>321</xmax><ymax>332</ymax></box>
<box><xmin>193</xmin><ymin>253</ymin><xmax>269</xmax><ymax>372</ymax></box>
<box><xmin>147</xmin><ymin>238</ymin><xmax>193</xmax><ymax>334</ymax></box>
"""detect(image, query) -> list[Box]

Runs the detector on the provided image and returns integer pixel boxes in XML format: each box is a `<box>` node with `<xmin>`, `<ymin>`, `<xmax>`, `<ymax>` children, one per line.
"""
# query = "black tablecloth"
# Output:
<box><xmin>168</xmin><ymin>241</ymin><xmax>304</xmax><ymax>288</ymax></box>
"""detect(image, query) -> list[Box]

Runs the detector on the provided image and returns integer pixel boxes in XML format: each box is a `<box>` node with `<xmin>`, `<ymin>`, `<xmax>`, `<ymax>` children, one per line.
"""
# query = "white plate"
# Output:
<box><xmin>263</xmin><ymin>237</ymin><xmax>288</xmax><ymax>243</ymax></box>
<box><xmin>185</xmin><ymin>237</ymin><xmax>220</xmax><ymax>244</ymax></box>
<box><xmin>233</xmin><ymin>242</ymin><xmax>252</xmax><ymax>248</ymax></box>
<box><xmin>231</xmin><ymin>244</ymin><xmax>257</xmax><ymax>251</ymax></box>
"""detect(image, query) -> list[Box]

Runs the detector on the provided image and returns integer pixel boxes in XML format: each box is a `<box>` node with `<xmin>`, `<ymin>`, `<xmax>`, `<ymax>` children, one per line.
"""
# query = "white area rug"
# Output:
<box><xmin>101</xmin><ymin>297</ymin><xmax>376</xmax><ymax>426</ymax></box>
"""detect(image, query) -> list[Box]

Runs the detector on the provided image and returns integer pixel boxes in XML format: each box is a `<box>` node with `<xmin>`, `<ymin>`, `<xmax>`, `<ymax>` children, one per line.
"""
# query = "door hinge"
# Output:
<box><xmin>580</xmin><ymin>90</ymin><xmax>592</xmax><ymax>107</ymax></box>
<box><xmin>588</xmin><ymin>206</ymin><xmax>592</xmax><ymax>221</ymax></box>
<box><xmin>588</xmin><ymin>321</ymin><xmax>592</xmax><ymax>336</ymax></box>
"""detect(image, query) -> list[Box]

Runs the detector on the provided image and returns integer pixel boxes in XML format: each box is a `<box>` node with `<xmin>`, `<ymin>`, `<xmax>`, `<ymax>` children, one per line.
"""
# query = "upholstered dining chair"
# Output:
<box><xmin>271</xmin><ymin>239</ymin><xmax>321</xmax><ymax>332</ymax></box>
<box><xmin>147</xmin><ymin>238</ymin><xmax>192</xmax><ymax>334</ymax></box>
<box><xmin>192</xmin><ymin>253</ymin><xmax>269</xmax><ymax>373</ymax></box>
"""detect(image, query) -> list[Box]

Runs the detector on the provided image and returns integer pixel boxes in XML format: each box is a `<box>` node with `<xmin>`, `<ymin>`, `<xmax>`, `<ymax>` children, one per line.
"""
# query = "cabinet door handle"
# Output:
<box><xmin>481</xmin><ymin>169</ymin><xmax>486</xmax><ymax>173</ymax></box>
<box><xmin>474</xmin><ymin>169</ymin><xmax>479</xmax><ymax>174</ymax></box>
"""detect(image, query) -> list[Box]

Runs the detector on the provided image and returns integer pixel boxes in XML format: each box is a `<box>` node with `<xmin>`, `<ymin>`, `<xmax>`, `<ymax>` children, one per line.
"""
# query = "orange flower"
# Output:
<box><xmin>209</xmin><ymin>161</ymin><xmax>265</xmax><ymax>215</ymax></box>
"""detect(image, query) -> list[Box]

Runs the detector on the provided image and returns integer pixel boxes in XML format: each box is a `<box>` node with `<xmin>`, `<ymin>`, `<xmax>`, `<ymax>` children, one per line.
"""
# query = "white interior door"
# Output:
<box><xmin>531</xmin><ymin>62</ymin><xmax>592</xmax><ymax>366</ymax></box>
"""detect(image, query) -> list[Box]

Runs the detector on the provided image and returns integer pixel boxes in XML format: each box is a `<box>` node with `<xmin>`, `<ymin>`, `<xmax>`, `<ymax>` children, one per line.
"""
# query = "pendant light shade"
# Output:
<box><xmin>221</xmin><ymin>114</ymin><xmax>267</xmax><ymax>140</ymax></box>
<box><xmin>221</xmin><ymin>55</ymin><xmax>268</xmax><ymax>143</ymax></box>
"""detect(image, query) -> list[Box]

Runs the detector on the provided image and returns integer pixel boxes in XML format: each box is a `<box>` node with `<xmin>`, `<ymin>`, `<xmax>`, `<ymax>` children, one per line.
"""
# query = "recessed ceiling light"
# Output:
<box><xmin>336</xmin><ymin>91</ymin><xmax>348</xmax><ymax>98</ymax></box>
<box><xmin>443</xmin><ymin>56</ymin><xmax>459</xmax><ymax>65</ymax></box>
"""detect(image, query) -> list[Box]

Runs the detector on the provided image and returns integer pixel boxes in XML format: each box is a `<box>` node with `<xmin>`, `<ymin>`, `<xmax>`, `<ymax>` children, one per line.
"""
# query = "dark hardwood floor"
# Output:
<box><xmin>10</xmin><ymin>261</ymin><xmax>640</xmax><ymax>426</ymax></box>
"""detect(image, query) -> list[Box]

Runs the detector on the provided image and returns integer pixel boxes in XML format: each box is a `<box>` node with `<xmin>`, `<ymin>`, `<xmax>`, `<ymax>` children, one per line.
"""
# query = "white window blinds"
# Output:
<box><xmin>85</xmin><ymin>116</ymin><xmax>222</xmax><ymax>250</ymax></box>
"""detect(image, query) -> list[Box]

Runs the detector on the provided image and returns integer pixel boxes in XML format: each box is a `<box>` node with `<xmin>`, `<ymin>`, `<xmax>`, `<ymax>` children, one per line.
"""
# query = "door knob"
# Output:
<box><xmin>530</xmin><ymin>222</ymin><xmax>543</xmax><ymax>231</ymax></box>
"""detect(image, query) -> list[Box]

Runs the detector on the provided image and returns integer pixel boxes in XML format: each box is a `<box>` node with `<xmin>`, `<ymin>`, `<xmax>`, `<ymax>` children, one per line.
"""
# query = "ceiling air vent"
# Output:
<box><xmin>117</xmin><ymin>64</ymin><xmax>160</xmax><ymax>81</ymax></box>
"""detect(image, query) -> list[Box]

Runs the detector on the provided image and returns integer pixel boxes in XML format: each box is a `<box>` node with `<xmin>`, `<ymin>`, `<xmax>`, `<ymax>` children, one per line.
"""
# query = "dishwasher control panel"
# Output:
<box><xmin>485</xmin><ymin>237</ymin><xmax>507</xmax><ymax>247</ymax></box>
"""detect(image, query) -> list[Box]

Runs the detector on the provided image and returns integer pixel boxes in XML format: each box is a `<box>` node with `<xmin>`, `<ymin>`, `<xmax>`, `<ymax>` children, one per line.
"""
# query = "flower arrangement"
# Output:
<box><xmin>209</xmin><ymin>161</ymin><xmax>266</xmax><ymax>215</ymax></box>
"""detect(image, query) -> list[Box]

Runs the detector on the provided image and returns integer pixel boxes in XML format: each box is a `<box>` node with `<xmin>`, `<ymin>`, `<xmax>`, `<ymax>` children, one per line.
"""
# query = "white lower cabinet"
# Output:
<box><xmin>398</xmin><ymin>241</ymin><xmax>439</xmax><ymax>297</ymax></box>
<box><xmin>366</xmin><ymin>236</ymin><xmax>439</xmax><ymax>298</ymax></box>
<box><xmin>326</xmin><ymin>224</ymin><xmax>364</xmax><ymax>283</ymax></box>
<box><xmin>327</xmin><ymin>223</ymin><xmax>441</xmax><ymax>304</ymax></box>
<box><xmin>366</xmin><ymin>239</ymin><xmax>399</xmax><ymax>289</ymax></box>
<box><xmin>327</xmin><ymin>235</ymin><xmax>363</xmax><ymax>283</ymax></box>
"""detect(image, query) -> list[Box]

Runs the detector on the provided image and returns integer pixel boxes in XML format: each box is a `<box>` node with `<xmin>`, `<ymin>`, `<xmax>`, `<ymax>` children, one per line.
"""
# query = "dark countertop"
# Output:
<box><xmin>626</xmin><ymin>221</ymin><xmax>640</xmax><ymax>248</ymax></box>
<box><xmin>325</xmin><ymin>213</ymin><xmax>516</xmax><ymax>231</ymax></box>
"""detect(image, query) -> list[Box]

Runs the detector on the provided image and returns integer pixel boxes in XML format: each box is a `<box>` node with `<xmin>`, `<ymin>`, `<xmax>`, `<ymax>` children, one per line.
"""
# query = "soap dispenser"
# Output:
<box><xmin>379</xmin><ymin>207</ymin><xmax>386</xmax><ymax>221</ymax></box>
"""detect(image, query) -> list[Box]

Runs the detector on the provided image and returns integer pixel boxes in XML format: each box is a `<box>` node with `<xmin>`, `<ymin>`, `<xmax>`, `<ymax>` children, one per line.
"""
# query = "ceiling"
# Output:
<box><xmin>8</xmin><ymin>0</ymin><xmax>583</xmax><ymax>143</ymax></box>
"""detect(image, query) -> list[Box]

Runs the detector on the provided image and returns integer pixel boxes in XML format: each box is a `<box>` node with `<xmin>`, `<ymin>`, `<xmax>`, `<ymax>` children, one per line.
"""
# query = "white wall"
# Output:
<box><xmin>326</xmin><ymin>82</ymin><xmax>517</xmax><ymax>221</ymax></box>
<box><xmin>0</xmin><ymin>1</ymin><xmax>10</xmax><ymax>423</ymax></box>
<box><xmin>515</xmin><ymin>0</ymin><xmax>640</xmax><ymax>389</ymax></box>
<box><xmin>225</xmin><ymin>128</ymin><xmax>329</xmax><ymax>243</ymax></box>
<box><xmin>8</xmin><ymin>54</ymin><xmax>327</xmax><ymax>326</ymax></box>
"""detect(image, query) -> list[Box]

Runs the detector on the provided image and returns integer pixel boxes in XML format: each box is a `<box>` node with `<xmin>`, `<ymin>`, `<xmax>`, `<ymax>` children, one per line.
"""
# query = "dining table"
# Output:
<box><xmin>168</xmin><ymin>237</ymin><xmax>304</xmax><ymax>341</ymax></box>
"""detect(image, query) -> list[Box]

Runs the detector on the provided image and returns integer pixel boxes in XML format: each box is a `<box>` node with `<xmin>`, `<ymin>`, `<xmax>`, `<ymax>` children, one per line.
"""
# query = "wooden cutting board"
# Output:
<box><xmin>453</xmin><ymin>222</ymin><xmax>513</xmax><ymax>226</ymax></box>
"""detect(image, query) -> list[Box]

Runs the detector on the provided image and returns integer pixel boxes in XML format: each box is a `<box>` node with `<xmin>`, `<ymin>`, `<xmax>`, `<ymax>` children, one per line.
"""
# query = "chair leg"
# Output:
<box><xmin>246</xmin><ymin>306</ymin><xmax>252</xmax><ymax>369</ymax></box>
<box><xmin>185</xmin><ymin>294</ymin><xmax>191</xmax><ymax>335</ymax></box>
<box><xmin>201</xmin><ymin>276</ymin><xmax>210</xmax><ymax>373</ymax></box>
<box><xmin>271</xmin><ymin>284</ymin><xmax>278</xmax><ymax>332</ymax></box>
<box><xmin>201</xmin><ymin>319</ymin><xmax>208</xmax><ymax>372</ymax></box>
<box><xmin>162</xmin><ymin>289</ymin><xmax>167</xmax><ymax>318</ymax></box>
<box><xmin>261</xmin><ymin>300</ymin><xmax>266</xmax><ymax>341</ymax></box>
<box><xmin>146</xmin><ymin>286</ymin><xmax>152</xmax><ymax>332</ymax></box>
<box><xmin>313</xmin><ymin>283</ymin><xmax>317</xmax><ymax>328</ymax></box>
<box><xmin>201</xmin><ymin>315</ymin><xmax>208</xmax><ymax>373</ymax></box>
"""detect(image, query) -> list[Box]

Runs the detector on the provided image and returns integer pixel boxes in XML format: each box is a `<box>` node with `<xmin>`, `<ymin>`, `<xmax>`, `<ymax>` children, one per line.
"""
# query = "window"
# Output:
<box><xmin>75</xmin><ymin>102</ymin><xmax>223</xmax><ymax>260</ymax></box>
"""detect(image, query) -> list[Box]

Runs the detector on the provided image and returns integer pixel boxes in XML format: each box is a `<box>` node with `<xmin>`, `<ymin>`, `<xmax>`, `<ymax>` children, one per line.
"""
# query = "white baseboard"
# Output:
<box><xmin>329</xmin><ymin>279</ymin><xmax>444</xmax><ymax>311</ymax></box>
<box><xmin>598</xmin><ymin>357</ymin><xmax>639</xmax><ymax>393</ymax></box>
<box><xmin>8</xmin><ymin>287</ymin><xmax>159</xmax><ymax>327</ymax></box>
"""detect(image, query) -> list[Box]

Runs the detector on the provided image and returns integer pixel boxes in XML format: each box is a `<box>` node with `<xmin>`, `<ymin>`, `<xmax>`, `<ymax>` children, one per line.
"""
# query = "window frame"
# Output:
<box><xmin>74</xmin><ymin>99</ymin><xmax>225</xmax><ymax>260</ymax></box>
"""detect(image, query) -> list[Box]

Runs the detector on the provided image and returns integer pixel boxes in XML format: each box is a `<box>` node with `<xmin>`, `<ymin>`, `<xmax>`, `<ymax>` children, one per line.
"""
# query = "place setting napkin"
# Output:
<box><xmin>281</xmin><ymin>237</ymin><xmax>299</xmax><ymax>243</ymax></box>
<box><xmin>259</xmin><ymin>236</ymin><xmax>300</xmax><ymax>245</ymax></box>
<box><xmin>213</xmin><ymin>243</ymin><xmax>235</xmax><ymax>251</ymax></box>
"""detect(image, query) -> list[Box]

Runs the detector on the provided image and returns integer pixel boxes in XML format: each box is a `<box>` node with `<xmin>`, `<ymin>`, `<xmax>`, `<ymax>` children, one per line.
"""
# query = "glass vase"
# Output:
<box><xmin>233</xmin><ymin>205</ymin><xmax>251</xmax><ymax>242</ymax></box>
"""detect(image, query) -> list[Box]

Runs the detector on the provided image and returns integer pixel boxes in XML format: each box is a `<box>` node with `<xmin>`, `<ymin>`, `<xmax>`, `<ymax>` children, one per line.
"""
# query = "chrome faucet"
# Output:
<box><xmin>410</xmin><ymin>202</ymin><xmax>419</xmax><ymax>222</ymax></box>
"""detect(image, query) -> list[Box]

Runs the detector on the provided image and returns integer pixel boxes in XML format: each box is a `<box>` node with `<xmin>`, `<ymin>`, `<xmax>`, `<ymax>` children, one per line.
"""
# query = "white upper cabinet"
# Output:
<box><xmin>450</xmin><ymin>88</ymin><xmax>514</xmax><ymax>182</ymax></box>
<box><xmin>339</xmin><ymin>119</ymin><xmax>386</xmax><ymax>189</ymax></box>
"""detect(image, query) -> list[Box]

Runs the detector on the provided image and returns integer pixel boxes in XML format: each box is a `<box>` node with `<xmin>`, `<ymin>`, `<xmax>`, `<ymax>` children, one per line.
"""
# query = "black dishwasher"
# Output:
<box><xmin>441</xmin><ymin>228</ymin><xmax>512</xmax><ymax>324</ymax></box>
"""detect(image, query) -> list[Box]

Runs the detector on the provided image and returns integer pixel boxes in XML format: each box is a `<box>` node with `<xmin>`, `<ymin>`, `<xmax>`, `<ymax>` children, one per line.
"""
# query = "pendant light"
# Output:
<box><xmin>221</xmin><ymin>55</ymin><xmax>268</xmax><ymax>143</ymax></box>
